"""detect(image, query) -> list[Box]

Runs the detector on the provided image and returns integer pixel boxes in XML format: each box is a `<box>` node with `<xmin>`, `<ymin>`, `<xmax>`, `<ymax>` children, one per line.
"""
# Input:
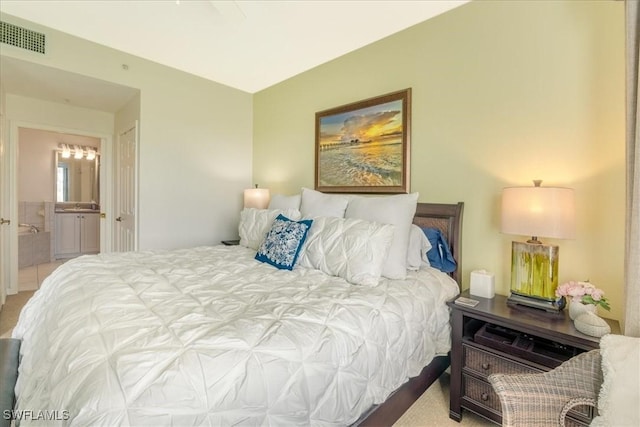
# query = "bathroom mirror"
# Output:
<box><xmin>55</xmin><ymin>151</ymin><xmax>100</xmax><ymax>203</ymax></box>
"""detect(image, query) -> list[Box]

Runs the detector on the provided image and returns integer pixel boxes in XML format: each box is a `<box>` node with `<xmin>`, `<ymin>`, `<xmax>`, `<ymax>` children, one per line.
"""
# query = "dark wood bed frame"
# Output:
<box><xmin>357</xmin><ymin>201</ymin><xmax>464</xmax><ymax>426</ymax></box>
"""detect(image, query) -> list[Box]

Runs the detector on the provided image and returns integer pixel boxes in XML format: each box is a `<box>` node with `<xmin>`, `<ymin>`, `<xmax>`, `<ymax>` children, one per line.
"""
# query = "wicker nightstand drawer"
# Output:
<box><xmin>462</xmin><ymin>374</ymin><xmax>501</xmax><ymax>412</ymax></box>
<box><xmin>463</xmin><ymin>344</ymin><xmax>541</xmax><ymax>379</ymax></box>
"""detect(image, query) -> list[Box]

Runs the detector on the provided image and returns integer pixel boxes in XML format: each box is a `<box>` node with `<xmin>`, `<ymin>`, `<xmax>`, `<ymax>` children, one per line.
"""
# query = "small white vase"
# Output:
<box><xmin>569</xmin><ymin>302</ymin><xmax>597</xmax><ymax>320</ymax></box>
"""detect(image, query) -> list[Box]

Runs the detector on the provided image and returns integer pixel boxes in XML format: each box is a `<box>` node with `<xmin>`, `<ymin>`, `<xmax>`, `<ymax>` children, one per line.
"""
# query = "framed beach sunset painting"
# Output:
<box><xmin>315</xmin><ymin>89</ymin><xmax>411</xmax><ymax>193</ymax></box>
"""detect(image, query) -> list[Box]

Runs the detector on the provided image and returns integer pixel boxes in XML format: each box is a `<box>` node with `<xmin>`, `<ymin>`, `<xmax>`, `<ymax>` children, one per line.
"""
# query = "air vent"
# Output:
<box><xmin>1</xmin><ymin>21</ymin><xmax>46</xmax><ymax>54</ymax></box>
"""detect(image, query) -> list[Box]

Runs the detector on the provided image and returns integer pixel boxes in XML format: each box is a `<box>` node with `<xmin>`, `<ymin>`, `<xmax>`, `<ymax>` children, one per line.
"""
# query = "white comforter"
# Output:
<box><xmin>13</xmin><ymin>246</ymin><xmax>459</xmax><ymax>426</ymax></box>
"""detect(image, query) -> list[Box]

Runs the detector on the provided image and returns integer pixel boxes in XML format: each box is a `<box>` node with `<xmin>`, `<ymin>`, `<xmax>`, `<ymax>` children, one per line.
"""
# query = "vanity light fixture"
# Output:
<box><xmin>58</xmin><ymin>143</ymin><xmax>99</xmax><ymax>160</ymax></box>
<box><xmin>60</xmin><ymin>143</ymin><xmax>71</xmax><ymax>158</ymax></box>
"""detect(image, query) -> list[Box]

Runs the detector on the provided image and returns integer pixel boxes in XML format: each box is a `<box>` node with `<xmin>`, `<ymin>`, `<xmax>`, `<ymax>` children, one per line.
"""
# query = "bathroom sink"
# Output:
<box><xmin>62</xmin><ymin>208</ymin><xmax>99</xmax><ymax>212</ymax></box>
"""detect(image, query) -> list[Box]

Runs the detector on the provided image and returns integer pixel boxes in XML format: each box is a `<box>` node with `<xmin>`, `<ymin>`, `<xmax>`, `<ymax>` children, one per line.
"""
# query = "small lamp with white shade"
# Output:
<box><xmin>243</xmin><ymin>185</ymin><xmax>270</xmax><ymax>209</ymax></box>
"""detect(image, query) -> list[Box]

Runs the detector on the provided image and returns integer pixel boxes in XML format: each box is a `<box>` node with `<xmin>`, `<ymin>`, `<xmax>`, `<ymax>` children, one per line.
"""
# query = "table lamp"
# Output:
<box><xmin>243</xmin><ymin>184</ymin><xmax>270</xmax><ymax>209</ymax></box>
<box><xmin>501</xmin><ymin>180</ymin><xmax>575</xmax><ymax>311</ymax></box>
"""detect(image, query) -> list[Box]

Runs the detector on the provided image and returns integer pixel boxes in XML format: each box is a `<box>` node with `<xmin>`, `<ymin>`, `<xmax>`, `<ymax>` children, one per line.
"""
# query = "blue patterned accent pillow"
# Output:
<box><xmin>255</xmin><ymin>214</ymin><xmax>313</xmax><ymax>270</ymax></box>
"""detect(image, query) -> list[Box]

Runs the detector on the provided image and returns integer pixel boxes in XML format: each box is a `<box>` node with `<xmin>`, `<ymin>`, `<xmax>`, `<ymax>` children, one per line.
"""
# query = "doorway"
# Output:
<box><xmin>1</xmin><ymin>121</ymin><xmax>113</xmax><ymax>298</ymax></box>
<box><xmin>16</xmin><ymin>128</ymin><xmax>102</xmax><ymax>291</ymax></box>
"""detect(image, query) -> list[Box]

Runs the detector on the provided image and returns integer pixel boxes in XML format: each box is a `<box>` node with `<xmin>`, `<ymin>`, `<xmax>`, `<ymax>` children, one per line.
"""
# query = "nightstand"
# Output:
<box><xmin>221</xmin><ymin>239</ymin><xmax>240</xmax><ymax>246</ymax></box>
<box><xmin>448</xmin><ymin>291</ymin><xmax>620</xmax><ymax>426</ymax></box>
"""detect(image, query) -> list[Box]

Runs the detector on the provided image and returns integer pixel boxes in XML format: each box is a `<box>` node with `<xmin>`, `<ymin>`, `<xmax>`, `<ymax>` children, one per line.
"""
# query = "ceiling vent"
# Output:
<box><xmin>1</xmin><ymin>21</ymin><xmax>46</xmax><ymax>54</ymax></box>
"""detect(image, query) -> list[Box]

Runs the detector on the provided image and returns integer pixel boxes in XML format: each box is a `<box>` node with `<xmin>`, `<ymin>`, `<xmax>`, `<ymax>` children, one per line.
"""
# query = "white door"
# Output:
<box><xmin>0</xmin><ymin>113</ymin><xmax>8</xmax><ymax>305</ymax></box>
<box><xmin>114</xmin><ymin>123</ymin><xmax>138</xmax><ymax>252</ymax></box>
<box><xmin>0</xmin><ymin>119</ymin><xmax>18</xmax><ymax>300</ymax></box>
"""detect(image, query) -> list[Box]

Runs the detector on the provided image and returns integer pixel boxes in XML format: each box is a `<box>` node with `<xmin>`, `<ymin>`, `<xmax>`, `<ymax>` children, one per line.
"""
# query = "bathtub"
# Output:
<box><xmin>18</xmin><ymin>229</ymin><xmax>51</xmax><ymax>268</ymax></box>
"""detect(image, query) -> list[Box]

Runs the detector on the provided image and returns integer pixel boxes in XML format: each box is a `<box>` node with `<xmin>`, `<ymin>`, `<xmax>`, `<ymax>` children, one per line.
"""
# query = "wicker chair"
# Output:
<box><xmin>488</xmin><ymin>350</ymin><xmax>602</xmax><ymax>427</ymax></box>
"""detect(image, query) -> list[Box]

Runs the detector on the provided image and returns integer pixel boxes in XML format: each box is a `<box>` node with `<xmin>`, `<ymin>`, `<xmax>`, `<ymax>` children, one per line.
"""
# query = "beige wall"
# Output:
<box><xmin>253</xmin><ymin>1</ymin><xmax>626</xmax><ymax>320</ymax></box>
<box><xmin>1</xmin><ymin>12</ymin><xmax>253</xmax><ymax>250</ymax></box>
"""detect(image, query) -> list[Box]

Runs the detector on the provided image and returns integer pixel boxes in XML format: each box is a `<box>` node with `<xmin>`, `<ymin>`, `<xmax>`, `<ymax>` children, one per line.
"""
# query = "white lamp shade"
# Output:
<box><xmin>244</xmin><ymin>188</ymin><xmax>270</xmax><ymax>209</ymax></box>
<box><xmin>501</xmin><ymin>185</ymin><xmax>575</xmax><ymax>239</ymax></box>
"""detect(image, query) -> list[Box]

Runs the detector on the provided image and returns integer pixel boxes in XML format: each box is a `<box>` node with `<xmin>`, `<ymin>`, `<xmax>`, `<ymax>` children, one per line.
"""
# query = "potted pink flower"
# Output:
<box><xmin>556</xmin><ymin>281</ymin><xmax>611</xmax><ymax>319</ymax></box>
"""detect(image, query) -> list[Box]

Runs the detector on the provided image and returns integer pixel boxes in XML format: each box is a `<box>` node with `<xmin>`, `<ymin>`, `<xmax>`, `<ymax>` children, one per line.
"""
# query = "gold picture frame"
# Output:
<box><xmin>315</xmin><ymin>88</ymin><xmax>411</xmax><ymax>193</ymax></box>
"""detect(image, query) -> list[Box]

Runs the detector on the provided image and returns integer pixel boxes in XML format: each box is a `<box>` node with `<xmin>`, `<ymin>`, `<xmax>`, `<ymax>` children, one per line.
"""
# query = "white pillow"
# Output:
<box><xmin>268</xmin><ymin>194</ymin><xmax>301</xmax><ymax>210</ymax></box>
<box><xmin>238</xmin><ymin>208</ymin><xmax>301</xmax><ymax>250</ymax></box>
<box><xmin>345</xmin><ymin>193</ymin><xmax>419</xmax><ymax>279</ymax></box>
<box><xmin>297</xmin><ymin>216</ymin><xmax>394</xmax><ymax>287</ymax></box>
<box><xmin>590</xmin><ymin>334</ymin><xmax>640</xmax><ymax>427</ymax></box>
<box><xmin>299</xmin><ymin>187</ymin><xmax>350</xmax><ymax>218</ymax></box>
<box><xmin>407</xmin><ymin>224</ymin><xmax>432</xmax><ymax>270</ymax></box>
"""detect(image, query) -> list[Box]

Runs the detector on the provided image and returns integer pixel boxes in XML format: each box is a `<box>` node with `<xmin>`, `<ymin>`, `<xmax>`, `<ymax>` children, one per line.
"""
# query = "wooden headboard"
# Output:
<box><xmin>412</xmin><ymin>202</ymin><xmax>464</xmax><ymax>287</ymax></box>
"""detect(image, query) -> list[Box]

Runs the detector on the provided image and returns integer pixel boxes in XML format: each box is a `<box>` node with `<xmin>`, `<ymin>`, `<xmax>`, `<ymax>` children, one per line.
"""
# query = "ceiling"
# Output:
<box><xmin>1</xmin><ymin>56</ymin><xmax>141</xmax><ymax>113</ymax></box>
<box><xmin>0</xmin><ymin>0</ymin><xmax>468</xmax><ymax>97</ymax></box>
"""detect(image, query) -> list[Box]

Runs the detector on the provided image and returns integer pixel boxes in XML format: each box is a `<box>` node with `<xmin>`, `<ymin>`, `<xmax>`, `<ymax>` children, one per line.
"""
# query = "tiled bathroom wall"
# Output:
<box><xmin>18</xmin><ymin>201</ymin><xmax>46</xmax><ymax>231</ymax></box>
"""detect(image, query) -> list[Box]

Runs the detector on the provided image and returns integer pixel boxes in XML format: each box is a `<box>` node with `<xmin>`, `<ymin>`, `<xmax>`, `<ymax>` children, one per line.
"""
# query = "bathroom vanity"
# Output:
<box><xmin>54</xmin><ymin>210</ymin><xmax>100</xmax><ymax>258</ymax></box>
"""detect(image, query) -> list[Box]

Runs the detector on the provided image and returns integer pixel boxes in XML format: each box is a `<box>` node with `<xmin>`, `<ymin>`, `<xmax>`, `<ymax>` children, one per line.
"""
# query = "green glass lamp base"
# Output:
<box><xmin>510</xmin><ymin>241</ymin><xmax>559</xmax><ymax>301</ymax></box>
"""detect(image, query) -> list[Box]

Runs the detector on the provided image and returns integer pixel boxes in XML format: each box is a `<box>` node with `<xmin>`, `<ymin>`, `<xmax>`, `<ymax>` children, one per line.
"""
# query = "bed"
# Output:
<box><xmin>10</xmin><ymin>194</ymin><xmax>464</xmax><ymax>426</ymax></box>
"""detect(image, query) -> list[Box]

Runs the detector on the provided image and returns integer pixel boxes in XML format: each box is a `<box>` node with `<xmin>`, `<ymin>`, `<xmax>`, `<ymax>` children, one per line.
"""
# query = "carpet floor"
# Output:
<box><xmin>0</xmin><ymin>290</ymin><xmax>34</xmax><ymax>338</ymax></box>
<box><xmin>393</xmin><ymin>372</ymin><xmax>494</xmax><ymax>426</ymax></box>
<box><xmin>1</xmin><ymin>291</ymin><xmax>494</xmax><ymax>426</ymax></box>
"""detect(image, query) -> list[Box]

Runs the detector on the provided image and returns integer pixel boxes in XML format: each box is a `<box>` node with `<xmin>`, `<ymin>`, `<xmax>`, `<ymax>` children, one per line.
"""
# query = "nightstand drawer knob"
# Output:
<box><xmin>481</xmin><ymin>392</ymin><xmax>489</xmax><ymax>401</ymax></box>
<box><xmin>481</xmin><ymin>363</ymin><xmax>491</xmax><ymax>370</ymax></box>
